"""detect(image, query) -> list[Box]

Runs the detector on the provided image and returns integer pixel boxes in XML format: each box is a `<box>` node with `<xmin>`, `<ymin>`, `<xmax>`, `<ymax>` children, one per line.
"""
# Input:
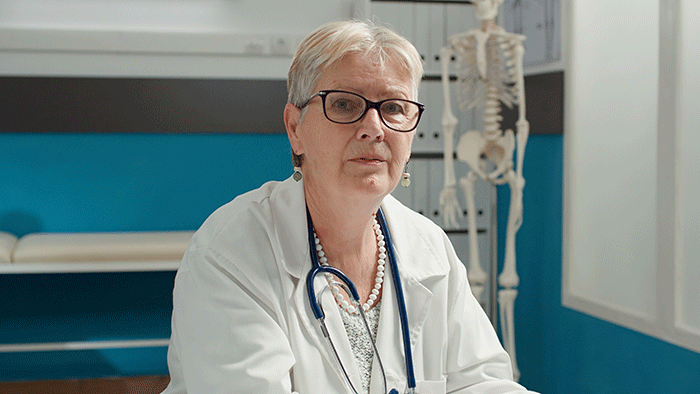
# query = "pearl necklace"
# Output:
<box><xmin>313</xmin><ymin>217</ymin><xmax>386</xmax><ymax>315</ymax></box>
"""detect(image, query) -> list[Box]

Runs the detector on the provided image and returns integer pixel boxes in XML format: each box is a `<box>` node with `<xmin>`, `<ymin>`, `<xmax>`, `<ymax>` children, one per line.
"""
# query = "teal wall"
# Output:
<box><xmin>2</xmin><ymin>132</ymin><xmax>700</xmax><ymax>391</ymax></box>
<box><xmin>503</xmin><ymin>135</ymin><xmax>700</xmax><ymax>393</ymax></box>
<box><xmin>0</xmin><ymin>132</ymin><xmax>291</xmax><ymax>236</ymax></box>
<box><xmin>0</xmin><ymin>132</ymin><xmax>292</xmax><ymax>381</ymax></box>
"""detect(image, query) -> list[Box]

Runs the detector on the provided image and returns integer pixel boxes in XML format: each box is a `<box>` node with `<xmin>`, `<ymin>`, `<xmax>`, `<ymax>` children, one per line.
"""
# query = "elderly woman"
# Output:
<box><xmin>162</xmin><ymin>20</ymin><xmax>534</xmax><ymax>394</ymax></box>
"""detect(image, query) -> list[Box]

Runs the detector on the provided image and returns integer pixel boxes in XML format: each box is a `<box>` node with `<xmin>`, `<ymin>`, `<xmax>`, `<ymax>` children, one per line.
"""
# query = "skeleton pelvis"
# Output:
<box><xmin>456</xmin><ymin>130</ymin><xmax>515</xmax><ymax>177</ymax></box>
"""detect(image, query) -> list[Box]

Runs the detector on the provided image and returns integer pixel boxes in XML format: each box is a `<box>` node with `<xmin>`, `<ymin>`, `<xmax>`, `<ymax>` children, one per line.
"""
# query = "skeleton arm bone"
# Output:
<box><xmin>512</xmin><ymin>39</ymin><xmax>529</xmax><ymax>181</ymax></box>
<box><xmin>439</xmin><ymin>45</ymin><xmax>462</xmax><ymax>229</ymax></box>
<box><xmin>459</xmin><ymin>172</ymin><xmax>488</xmax><ymax>294</ymax></box>
<box><xmin>441</xmin><ymin>46</ymin><xmax>458</xmax><ymax>188</ymax></box>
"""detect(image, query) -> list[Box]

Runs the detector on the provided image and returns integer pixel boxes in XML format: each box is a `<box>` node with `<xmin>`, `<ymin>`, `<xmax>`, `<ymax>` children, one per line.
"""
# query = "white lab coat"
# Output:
<box><xmin>162</xmin><ymin>176</ymin><xmax>534</xmax><ymax>394</ymax></box>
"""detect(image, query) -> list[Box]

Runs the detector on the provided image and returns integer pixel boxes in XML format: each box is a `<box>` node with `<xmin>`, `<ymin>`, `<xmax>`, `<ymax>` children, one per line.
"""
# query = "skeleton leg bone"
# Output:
<box><xmin>496</xmin><ymin>168</ymin><xmax>523</xmax><ymax>379</ymax></box>
<box><xmin>498</xmin><ymin>169</ymin><xmax>523</xmax><ymax>289</ymax></box>
<box><xmin>498</xmin><ymin>288</ymin><xmax>520</xmax><ymax>381</ymax></box>
<box><xmin>515</xmin><ymin>119</ymin><xmax>529</xmax><ymax>181</ymax></box>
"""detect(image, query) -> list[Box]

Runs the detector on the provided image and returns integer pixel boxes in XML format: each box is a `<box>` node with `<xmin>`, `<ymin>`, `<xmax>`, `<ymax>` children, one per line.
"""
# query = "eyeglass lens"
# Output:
<box><xmin>322</xmin><ymin>91</ymin><xmax>421</xmax><ymax>132</ymax></box>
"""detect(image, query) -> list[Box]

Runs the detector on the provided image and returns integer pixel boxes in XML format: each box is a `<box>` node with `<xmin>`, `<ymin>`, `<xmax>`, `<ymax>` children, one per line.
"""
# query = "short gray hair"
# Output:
<box><xmin>287</xmin><ymin>20</ymin><xmax>424</xmax><ymax>167</ymax></box>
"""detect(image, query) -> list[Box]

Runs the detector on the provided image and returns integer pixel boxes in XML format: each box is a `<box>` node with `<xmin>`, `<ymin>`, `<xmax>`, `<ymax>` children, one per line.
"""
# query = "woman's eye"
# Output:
<box><xmin>383</xmin><ymin>102</ymin><xmax>406</xmax><ymax>115</ymax></box>
<box><xmin>331</xmin><ymin>98</ymin><xmax>359</xmax><ymax>112</ymax></box>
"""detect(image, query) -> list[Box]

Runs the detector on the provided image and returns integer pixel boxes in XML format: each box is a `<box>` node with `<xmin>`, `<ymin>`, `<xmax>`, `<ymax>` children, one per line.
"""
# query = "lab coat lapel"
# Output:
<box><xmin>370</xmin><ymin>253</ymin><xmax>433</xmax><ymax>394</ymax></box>
<box><xmin>322</xmin><ymin>290</ymin><xmax>365</xmax><ymax>390</ymax></box>
<box><xmin>272</xmin><ymin>178</ymin><xmax>363</xmax><ymax>390</ymax></box>
<box><xmin>369</xmin><ymin>197</ymin><xmax>448</xmax><ymax>393</ymax></box>
<box><xmin>292</xmin><ymin>271</ymin><xmax>364</xmax><ymax>391</ymax></box>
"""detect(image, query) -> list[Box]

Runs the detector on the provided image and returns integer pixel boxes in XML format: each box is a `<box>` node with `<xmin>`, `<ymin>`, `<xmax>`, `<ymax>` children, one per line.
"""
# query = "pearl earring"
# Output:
<box><xmin>401</xmin><ymin>162</ymin><xmax>411</xmax><ymax>187</ymax></box>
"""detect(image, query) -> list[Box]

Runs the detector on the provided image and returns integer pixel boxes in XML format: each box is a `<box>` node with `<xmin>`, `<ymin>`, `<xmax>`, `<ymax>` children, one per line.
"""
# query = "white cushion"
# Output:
<box><xmin>0</xmin><ymin>231</ymin><xmax>19</xmax><ymax>264</ymax></box>
<box><xmin>12</xmin><ymin>231</ymin><xmax>195</xmax><ymax>263</ymax></box>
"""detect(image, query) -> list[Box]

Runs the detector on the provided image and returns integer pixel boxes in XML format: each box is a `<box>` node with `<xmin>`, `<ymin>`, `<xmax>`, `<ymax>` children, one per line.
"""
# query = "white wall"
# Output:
<box><xmin>0</xmin><ymin>0</ymin><xmax>367</xmax><ymax>78</ymax></box>
<box><xmin>563</xmin><ymin>0</ymin><xmax>700</xmax><ymax>353</ymax></box>
<box><xmin>565</xmin><ymin>0</ymin><xmax>659</xmax><ymax>319</ymax></box>
<box><xmin>0</xmin><ymin>0</ymin><xmax>356</xmax><ymax>32</ymax></box>
<box><xmin>677</xmin><ymin>0</ymin><xmax>700</xmax><ymax>336</ymax></box>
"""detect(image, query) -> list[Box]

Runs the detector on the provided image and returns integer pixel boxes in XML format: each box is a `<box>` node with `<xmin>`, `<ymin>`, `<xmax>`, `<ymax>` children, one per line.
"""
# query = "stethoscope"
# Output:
<box><xmin>305</xmin><ymin>207</ymin><xmax>416</xmax><ymax>394</ymax></box>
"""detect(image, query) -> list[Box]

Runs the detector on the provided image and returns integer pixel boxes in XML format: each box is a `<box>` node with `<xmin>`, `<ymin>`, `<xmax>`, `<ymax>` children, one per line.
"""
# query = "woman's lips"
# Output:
<box><xmin>351</xmin><ymin>153</ymin><xmax>386</xmax><ymax>163</ymax></box>
<box><xmin>351</xmin><ymin>157</ymin><xmax>385</xmax><ymax>166</ymax></box>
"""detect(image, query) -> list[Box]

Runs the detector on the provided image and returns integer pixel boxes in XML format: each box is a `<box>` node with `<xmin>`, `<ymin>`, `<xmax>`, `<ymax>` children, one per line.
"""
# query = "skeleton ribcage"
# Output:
<box><xmin>452</xmin><ymin>35</ymin><xmax>520</xmax><ymax>114</ymax></box>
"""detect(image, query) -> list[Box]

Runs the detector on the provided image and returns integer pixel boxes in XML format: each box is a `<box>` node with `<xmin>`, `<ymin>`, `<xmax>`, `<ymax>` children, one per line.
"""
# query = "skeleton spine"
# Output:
<box><xmin>483</xmin><ymin>86</ymin><xmax>502</xmax><ymax>139</ymax></box>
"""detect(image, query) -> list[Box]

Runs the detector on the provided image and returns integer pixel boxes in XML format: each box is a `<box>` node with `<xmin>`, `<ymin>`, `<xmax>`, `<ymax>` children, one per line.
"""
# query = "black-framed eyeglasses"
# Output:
<box><xmin>299</xmin><ymin>90</ymin><xmax>425</xmax><ymax>132</ymax></box>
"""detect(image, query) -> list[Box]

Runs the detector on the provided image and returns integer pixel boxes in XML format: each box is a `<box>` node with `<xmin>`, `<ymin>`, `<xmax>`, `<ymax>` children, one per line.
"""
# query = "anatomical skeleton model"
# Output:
<box><xmin>439</xmin><ymin>0</ymin><xmax>528</xmax><ymax>380</ymax></box>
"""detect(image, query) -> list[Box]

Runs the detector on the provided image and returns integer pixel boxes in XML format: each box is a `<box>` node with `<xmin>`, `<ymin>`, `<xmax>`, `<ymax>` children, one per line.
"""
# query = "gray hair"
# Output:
<box><xmin>287</xmin><ymin>20</ymin><xmax>424</xmax><ymax>167</ymax></box>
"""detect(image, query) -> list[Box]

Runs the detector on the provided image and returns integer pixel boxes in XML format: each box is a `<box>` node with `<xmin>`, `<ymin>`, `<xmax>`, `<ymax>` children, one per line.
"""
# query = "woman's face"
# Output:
<box><xmin>285</xmin><ymin>52</ymin><xmax>415</xmax><ymax>205</ymax></box>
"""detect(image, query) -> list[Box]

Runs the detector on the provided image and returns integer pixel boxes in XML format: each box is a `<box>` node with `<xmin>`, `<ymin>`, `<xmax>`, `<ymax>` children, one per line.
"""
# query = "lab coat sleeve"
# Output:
<box><xmin>442</xmin><ymin>237</ymin><xmax>535</xmax><ymax>394</ymax></box>
<box><xmin>166</xmin><ymin>240</ymin><xmax>297</xmax><ymax>394</ymax></box>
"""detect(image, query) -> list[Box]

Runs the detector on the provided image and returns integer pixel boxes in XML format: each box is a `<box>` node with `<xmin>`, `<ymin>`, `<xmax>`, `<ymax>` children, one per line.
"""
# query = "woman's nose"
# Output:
<box><xmin>356</xmin><ymin>108</ymin><xmax>385</xmax><ymax>141</ymax></box>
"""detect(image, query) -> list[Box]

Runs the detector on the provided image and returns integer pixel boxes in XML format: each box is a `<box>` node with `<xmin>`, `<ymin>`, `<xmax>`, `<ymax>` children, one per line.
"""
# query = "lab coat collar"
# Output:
<box><xmin>269</xmin><ymin>176</ymin><xmax>309</xmax><ymax>281</ymax></box>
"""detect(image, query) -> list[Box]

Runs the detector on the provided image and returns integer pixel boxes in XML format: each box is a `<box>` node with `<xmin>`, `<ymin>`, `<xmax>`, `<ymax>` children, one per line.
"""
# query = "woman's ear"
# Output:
<box><xmin>284</xmin><ymin>103</ymin><xmax>304</xmax><ymax>156</ymax></box>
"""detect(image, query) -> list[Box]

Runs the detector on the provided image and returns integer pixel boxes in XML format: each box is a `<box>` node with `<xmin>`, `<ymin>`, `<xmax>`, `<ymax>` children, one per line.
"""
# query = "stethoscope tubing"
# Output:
<box><xmin>376</xmin><ymin>208</ymin><xmax>416</xmax><ymax>392</ymax></box>
<box><xmin>306</xmin><ymin>264</ymin><xmax>359</xmax><ymax>320</ymax></box>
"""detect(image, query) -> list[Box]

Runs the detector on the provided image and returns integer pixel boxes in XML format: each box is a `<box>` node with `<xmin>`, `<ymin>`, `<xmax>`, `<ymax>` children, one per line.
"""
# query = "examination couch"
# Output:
<box><xmin>0</xmin><ymin>230</ymin><xmax>193</xmax><ymax>271</ymax></box>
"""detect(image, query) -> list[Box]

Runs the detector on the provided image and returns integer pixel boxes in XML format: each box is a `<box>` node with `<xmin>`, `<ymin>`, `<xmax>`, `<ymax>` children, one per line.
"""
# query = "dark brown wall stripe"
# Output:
<box><xmin>0</xmin><ymin>77</ymin><xmax>288</xmax><ymax>133</ymax></box>
<box><xmin>500</xmin><ymin>71</ymin><xmax>564</xmax><ymax>135</ymax></box>
<box><xmin>1</xmin><ymin>72</ymin><xmax>562</xmax><ymax>135</ymax></box>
